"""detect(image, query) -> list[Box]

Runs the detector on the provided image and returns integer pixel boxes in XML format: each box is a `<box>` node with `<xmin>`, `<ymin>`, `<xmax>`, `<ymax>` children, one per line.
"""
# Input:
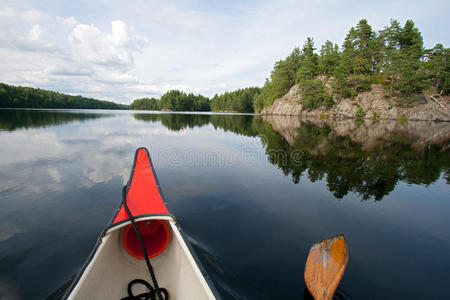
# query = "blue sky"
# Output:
<box><xmin>0</xmin><ymin>0</ymin><xmax>448</xmax><ymax>104</ymax></box>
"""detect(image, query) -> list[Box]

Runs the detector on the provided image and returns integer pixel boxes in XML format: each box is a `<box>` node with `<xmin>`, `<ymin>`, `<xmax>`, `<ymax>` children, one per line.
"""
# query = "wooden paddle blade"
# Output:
<box><xmin>304</xmin><ymin>234</ymin><xmax>348</xmax><ymax>300</ymax></box>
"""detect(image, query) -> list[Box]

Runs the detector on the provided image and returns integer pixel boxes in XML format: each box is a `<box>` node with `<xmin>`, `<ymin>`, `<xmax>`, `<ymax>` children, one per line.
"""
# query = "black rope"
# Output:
<box><xmin>120</xmin><ymin>279</ymin><xmax>168</xmax><ymax>300</ymax></box>
<box><xmin>121</xmin><ymin>186</ymin><xmax>167</xmax><ymax>300</ymax></box>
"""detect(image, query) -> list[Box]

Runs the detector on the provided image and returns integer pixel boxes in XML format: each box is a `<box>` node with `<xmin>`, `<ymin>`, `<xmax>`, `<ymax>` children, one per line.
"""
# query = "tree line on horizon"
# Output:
<box><xmin>130</xmin><ymin>90</ymin><xmax>210</xmax><ymax>111</ymax></box>
<box><xmin>210</xmin><ymin>87</ymin><xmax>261</xmax><ymax>113</ymax></box>
<box><xmin>0</xmin><ymin>83</ymin><xmax>128</xmax><ymax>110</ymax></box>
<box><xmin>130</xmin><ymin>87</ymin><xmax>261</xmax><ymax>113</ymax></box>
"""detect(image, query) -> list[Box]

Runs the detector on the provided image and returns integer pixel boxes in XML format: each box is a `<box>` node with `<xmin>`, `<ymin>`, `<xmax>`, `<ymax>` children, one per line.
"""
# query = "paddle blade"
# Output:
<box><xmin>304</xmin><ymin>234</ymin><xmax>348</xmax><ymax>300</ymax></box>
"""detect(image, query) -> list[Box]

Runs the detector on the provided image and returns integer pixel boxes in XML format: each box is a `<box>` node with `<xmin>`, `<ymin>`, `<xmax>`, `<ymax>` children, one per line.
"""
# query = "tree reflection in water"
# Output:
<box><xmin>134</xmin><ymin>112</ymin><xmax>450</xmax><ymax>201</ymax></box>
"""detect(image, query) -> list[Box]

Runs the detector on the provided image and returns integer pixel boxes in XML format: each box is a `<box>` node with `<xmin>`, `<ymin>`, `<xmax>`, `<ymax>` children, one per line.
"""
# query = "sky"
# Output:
<box><xmin>0</xmin><ymin>0</ymin><xmax>449</xmax><ymax>104</ymax></box>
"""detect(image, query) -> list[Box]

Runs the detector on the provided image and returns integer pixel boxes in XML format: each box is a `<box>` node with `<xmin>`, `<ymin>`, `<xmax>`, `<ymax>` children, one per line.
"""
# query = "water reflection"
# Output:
<box><xmin>134</xmin><ymin>113</ymin><xmax>258</xmax><ymax>136</ymax></box>
<box><xmin>0</xmin><ymin>109</ymin><xmax>111</xmax><ymax>131</ymax></box>
<box><xmin>0</xmin><ymin>110</ymin><xmax>449</xmax><ymax>299</ymax></box>
<box><xmin>261</xmin><ymin>116</ymin><xmax>450</xmax><ymax>200</ymax></box>
<box><xmin>134</xmin><ymin>112</ymin><xmax>450</xmax><ymax>201</ymax></box>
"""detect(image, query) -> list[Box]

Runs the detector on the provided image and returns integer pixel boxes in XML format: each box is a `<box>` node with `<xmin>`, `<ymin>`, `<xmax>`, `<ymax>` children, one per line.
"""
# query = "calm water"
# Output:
<box><xmin>0</xmin><ymin>109</ymin><xmax>449</xmax><ymax>299</ymax></box>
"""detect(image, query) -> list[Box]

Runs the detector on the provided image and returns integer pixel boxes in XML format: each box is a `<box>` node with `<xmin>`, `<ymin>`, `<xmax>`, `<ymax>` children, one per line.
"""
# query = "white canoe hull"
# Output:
<box><xmin>66</xmin><ymin>216</ymin><xmax>217</xmax><ymax>299</ymax></box>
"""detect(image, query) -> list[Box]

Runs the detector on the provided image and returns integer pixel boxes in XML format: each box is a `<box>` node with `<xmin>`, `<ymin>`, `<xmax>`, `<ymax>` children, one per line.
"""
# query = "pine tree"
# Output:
<box><xmin>354</xmin><ymin>19</ymin><xmax>375</xmax><ymax>74</ymax></box>
<box><xmin>424</xmin><ymin>44</ymin><xmax>449</xmax><ymax>94</ymax></box>
<box><xmin>380</xmin><ymin>20</ymin><xmax>428</xmax><ymax>96</ymax></box>
<box><xmin>319</xmin><ymin>40</ymin><xmax>340</xmax><ymax>75</ymax></box>
<box><xmin>296</xmin><ymin>37</ymin><xmax>319</xmax><ymax>81</ymax></box>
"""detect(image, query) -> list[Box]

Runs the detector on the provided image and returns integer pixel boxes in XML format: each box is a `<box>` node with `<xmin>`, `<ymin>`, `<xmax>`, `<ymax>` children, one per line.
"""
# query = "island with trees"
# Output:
<box><xmin>255</xmin><ymin>19</ymin><xmax>449</xmax><ymax>121</ymax></box>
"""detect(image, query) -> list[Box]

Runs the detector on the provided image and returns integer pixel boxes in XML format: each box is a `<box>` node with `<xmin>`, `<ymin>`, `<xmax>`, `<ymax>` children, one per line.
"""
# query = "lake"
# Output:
<box><xmin>0</xmin><ymin>109</ymin><xmax>449</xmax><ymax>299</ymax></box>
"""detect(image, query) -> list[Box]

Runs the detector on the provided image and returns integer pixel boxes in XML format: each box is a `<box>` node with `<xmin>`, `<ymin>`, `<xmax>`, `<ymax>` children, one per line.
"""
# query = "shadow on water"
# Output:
<box><xmin>0</xmin><ymin>109</ymin><xmax>111</xmax><ymax>131</ymax></box>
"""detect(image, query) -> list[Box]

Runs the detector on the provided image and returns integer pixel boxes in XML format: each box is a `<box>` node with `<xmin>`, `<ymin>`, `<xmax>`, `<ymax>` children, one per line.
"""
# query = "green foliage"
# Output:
<box><xmin>333</xmin><ymin>74</ymin><xmax>371</xmax><ymax>99</ymax></box>
<box><xmin>0</xmin><ymin>83</ymin><xmax>127</xmax><ymax>109</ymax></box>
<box><xmin>254</xmin><ymin>18</ymin><xmax>446</xmax><ymax>111</ymax></box>
<box><xmin>424</xmin><ymin>44</ymin><xmax>450</xmax><ymax>95</ymax></box>
<box><xmin>296</xmin><ymin>38</ymin><xmax>319</xmax><ymax>82</ymax></box>
<box><xmin>341</xmin><ymin>19</ymin><xmax>376</xmax><ymax>75</ymax></box>
<box><xmin>159</xmin><ymin>90</ymin><xmax>210</xmax><ymax>111</ymax></box>
<box><xmin>319</xmin><ymin>41</ymin><xmax>340</xmax><ymax>75</ymax></box>
<box><xmin>210</xmin><ymin>87</ymin><xmax>260</xmax><ymax>113</ymax></box>
<box><xmin>371</xmin><ymin>112</ymin><xmax>378</xmax><ymax>123</ymax></box>
<box><xmin>130</xmin><ymin>90</ymin><xmax>210</xmax><ymax>112</ymax></box>
<box><xmin>254</xmin><ymin>79</ymin><xmax>278</xmax><ymax>112</ymax></box>
<box><xmin>380</xmin><ymin>20</ymin><xmax>429</xmax><ymax>96</ymax></box>
<box><xmin>355</xmin><ymin>107</ymin><xmax>365</xmax><ymax>118</ymax></box>
<box><xmin>398</xmin><ymin>115</ymin><xmax>408</xmax><ymax>123</ymax></box>
<box><xmin>270</xmin><ymin>48</ymin><xmax>301</xmax><ymax>99</ymax></box>
<box><xmin>369</xmin><ymin>75</ymin><xmax>388</xmax><ymax>85</ymax></box>
<box><xmin>299</xmin><ymin>80</ymin><xmax>334</xmax><ymax>110</ymax></box>
<box><xmin>354</xmin><ymin>119</ymin><xmax>364</xmax><ymax>128</ymax></box>
<box><xmin>130</xmin><ymin>97</ymin><xmax>160</xmax><ymax>110</ymax></box>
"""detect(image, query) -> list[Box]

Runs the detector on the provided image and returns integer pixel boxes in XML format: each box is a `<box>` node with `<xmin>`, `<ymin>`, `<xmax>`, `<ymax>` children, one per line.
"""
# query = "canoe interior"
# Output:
<box><xmin>68</xmin><ymin>216</ymin><xmax>215</xmax><ymax>300</ymax></box>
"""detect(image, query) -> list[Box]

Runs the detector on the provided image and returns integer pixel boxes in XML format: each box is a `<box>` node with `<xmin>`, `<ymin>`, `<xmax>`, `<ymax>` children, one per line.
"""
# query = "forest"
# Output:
<box><xmin>0</xmin><ymin>83</ymin><xmax>128</xmax><ymax>110</ymax></box>
<box><xmin>131</xmin><ymin>87</ymin><xmax>261</xmax><ymax>113</ymax></box>
<box><xmin>210</xmin><ymin>87</ymin><xmax>261</xmax><ymax>113</ymax></box>
<box><xmin>253</xmin><ymin>19</ymin><xmax>449</xmax><ymax>112</ymax></box>
<box><xmin>130</xmin><ymin>90</ymin><xmax>210</xmax><ymax>111</ymax></box>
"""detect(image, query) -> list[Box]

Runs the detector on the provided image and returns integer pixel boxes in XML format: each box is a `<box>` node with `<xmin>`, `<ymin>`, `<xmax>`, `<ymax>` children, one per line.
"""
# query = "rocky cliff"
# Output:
<box><xmin>261</xmin><ymin>82</ymin><xmax>450</xmax><ymax>122</ymax></box>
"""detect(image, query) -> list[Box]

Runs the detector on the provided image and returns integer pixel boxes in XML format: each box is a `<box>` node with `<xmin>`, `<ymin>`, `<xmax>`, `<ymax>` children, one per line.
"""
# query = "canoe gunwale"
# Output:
<box><xmin>104</xmin><ymin>213</ymin><xmax>176</xmax><ymax>235</ymax></box>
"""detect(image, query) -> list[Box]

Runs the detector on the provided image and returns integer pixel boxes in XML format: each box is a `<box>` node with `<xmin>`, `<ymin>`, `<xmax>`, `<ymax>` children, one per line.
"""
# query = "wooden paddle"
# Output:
<box><xmin>304</xmin><ymin>234</ymin><xmax>348</xmax><ymax>300</ymax></box>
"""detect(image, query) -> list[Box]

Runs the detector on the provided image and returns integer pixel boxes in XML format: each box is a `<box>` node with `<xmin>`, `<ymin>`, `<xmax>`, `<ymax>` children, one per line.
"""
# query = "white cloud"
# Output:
<box><xmin>0</xmin><ymin>12</ymin><xmax>154</xmax><ymax>102</ymax></box>
<box><xmin>57</xmin><ymin>16</ymin><xmax>78</xmax><ymax>28</ymax></box>
<box><xmin>21</xmin><ymin>9</ymin><xmax>45</xmax><ymax>22</ymax></box>
<box><xmin>0</xmin><ymin>7</ymin><xmax>15</xmax><ymax>19</ymax></box>
<box><xmin>69</xmin><ymin>21</ymin><xmax>147</xmax><ymax>70</ymax></box>
<box><xmin>27</xmin><ymin>24</ymin><xmax>42</xmax><ymax>41</ymax></box>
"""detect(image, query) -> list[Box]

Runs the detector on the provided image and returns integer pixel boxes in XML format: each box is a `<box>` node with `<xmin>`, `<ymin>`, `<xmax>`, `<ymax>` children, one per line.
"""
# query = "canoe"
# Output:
<box><xmin>64</xmin><ymin>147</ymin><xmax>219</xmax><ymax>299</ymax></box>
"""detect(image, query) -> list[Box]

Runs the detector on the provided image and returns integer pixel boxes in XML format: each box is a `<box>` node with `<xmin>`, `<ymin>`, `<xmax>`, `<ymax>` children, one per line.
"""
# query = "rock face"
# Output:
<box><xmin>261</xmin><ymin>83</ymin><xmax>450</xmax><ymax>122</ymax></box>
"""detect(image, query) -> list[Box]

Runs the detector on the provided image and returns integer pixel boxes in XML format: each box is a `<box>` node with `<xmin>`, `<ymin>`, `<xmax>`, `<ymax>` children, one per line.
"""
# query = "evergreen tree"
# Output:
<box><xmin>399</xmin><ymin>20</ymin><xmax>423</xmax><ymax>59</ymax></box>
<box><xmin>424</xmin><ymin>44</ymin><xmax>450</xmax><ymax>94</ymax></box>
<box><xmin>210</xmin><ymin>87</ymin><xmax>261</xmax><ymax>113</ymax></box>
<box><xmin>319</xmin><ymin>41</ymin><xmax>340</xmax><ymax>75</ymax></box>
<box><xmin>381</xmin><ymin>20</ymin><xmax>428</xmax><ymax>96</ymax></box>
<box><xmin>354</xmin><ymin>19</ymin><xmax>375</xmax><ymax>74</ymax></box>
<box><xmin>296</xmin><ymin>37</ymin><xmax>319</xmax><ymax>81</ymax></box>
<box><xmin>341</xmin><ymin>27</ymin><xmax>358</xmax><ymax>74</ymax></box>
<box><xmin>270</xmin><ymin>48</ymin><xmax>301</xmax><ymax>99</ymax></box>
